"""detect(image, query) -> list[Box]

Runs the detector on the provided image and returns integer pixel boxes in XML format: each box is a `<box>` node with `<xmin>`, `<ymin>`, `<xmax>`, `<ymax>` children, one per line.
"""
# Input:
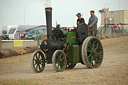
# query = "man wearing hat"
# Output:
<box><xmin>76</xmin><ymin>13</ymin><xmax>85</xmax><ymax>27</ymax></box>
<box><xmin>88</xmin><ymin>10</ymin><xmax>98</xmax><ymax>36</ymax></box>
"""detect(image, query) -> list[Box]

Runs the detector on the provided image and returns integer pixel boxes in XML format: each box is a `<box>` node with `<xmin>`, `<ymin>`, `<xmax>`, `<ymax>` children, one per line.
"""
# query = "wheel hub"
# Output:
<box><xmin>91</xmin><ymin>48</ymin><xmax>96</xmax><ymax>55</ymax></box>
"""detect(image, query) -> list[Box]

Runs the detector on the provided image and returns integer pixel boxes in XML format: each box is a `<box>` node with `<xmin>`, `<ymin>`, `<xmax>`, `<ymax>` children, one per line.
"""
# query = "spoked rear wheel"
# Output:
<box><xmin>31</xmin><ymin>50</ymin><xmax>45</xmax><ymax>73</ymax></box>
<box><xmin>52</xmin><ymin>50</ymin><xmax>67</xmax><ymax>72</ymax></box>
<box><xmin>82</xmin><ymin>36</ymin><xmax>103</xmax><ymax>68</ymax></box>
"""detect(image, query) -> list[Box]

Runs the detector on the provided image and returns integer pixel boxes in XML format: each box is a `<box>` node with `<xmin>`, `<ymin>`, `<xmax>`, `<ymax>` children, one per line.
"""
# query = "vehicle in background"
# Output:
<box><xmin>1</xmin><ymin>25</ymin><xmax>17</xmax><ymax>40</ymax></box>
<box><xmin>8</xmin><ymin>25</ymin><xmax>42</xmax><ymax>40</ymax></box>
<box><xmin>25</xmin><ymin>29</ymin><xmax>46</xmax><ymax>40</ymax></box>
<box><xmin>8</xmin><ymin>26</ymin><xmax>19</xmax><ymax>40</ymax></box>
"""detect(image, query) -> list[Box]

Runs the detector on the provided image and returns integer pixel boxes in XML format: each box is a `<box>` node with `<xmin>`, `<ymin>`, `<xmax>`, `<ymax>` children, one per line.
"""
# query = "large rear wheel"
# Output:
<box><xmin>52</xmin><ymin>50</ymin><xmax>67</xmax><ymax>72</ymax></box>
<box><xmin>82</xmin><ymin>36</ymin><xmax>103</xmax><ymax>68</ymax></box>
<box><xmin>31</xmin><ymin>50</ymin><xmax>45</xmax><ymax>73</ymax></box>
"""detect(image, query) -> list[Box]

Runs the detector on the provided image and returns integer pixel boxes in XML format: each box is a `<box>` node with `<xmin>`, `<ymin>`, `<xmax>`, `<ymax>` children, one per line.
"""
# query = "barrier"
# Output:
<box><xmin>98</xmin><ymin>25</ymin><xmax>128</xmax><ymax>39</ymax></box>
<box><xmin>1</xmin><ymin>40</ymin><xmax>38</xmax><ymax>50</ymax></box>
<box><xmin>2</xmin><ymin>40</ymin><xmax>34</xmax><ymax>42</ymax></box>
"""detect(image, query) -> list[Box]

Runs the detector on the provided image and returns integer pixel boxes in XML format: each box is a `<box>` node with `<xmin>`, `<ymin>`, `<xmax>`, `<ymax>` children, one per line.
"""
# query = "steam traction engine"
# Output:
<box><xmin>31</xmin><ymin>7</ymin><xmax>103</xmax><ymax>73</ymax></box>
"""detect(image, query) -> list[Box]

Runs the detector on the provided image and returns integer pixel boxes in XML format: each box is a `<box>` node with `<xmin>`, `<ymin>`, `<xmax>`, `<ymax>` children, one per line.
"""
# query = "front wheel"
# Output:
<box><xmin>31</xmin><ymin>50</ymin><xmax>45</xmax><ymax>73</ymax></box>
<box><xmin>52</xmin><ymin>50</ymin><xmax>67</xmax><ymax>72</ymax></box>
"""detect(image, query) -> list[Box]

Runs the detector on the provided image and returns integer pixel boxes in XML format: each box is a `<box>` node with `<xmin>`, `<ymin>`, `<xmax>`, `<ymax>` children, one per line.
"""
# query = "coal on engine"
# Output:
<box><xmin>40</xmin><ymin>25</ymin><xmax>67</xmax><ymax>54</ymax></box>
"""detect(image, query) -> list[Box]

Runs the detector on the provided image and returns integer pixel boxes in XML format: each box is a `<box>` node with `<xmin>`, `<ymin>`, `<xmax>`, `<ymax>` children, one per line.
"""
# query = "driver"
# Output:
<box><xmin>76</xmin><ymin>13</ymin><xmax>85</xmax><ymax>27</ymax></box>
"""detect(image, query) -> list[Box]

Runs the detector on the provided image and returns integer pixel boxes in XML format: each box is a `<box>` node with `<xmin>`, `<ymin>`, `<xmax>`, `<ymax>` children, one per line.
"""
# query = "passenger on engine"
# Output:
<box><xmin>76</xmin><ymin>13</ymin><xmax>85</xmax><ymax>27</ymax></box>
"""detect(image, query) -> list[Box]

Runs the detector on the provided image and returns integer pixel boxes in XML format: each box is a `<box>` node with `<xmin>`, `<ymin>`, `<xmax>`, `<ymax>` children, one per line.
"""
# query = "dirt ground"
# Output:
<box><xmin>0</xmin><ymin>36</ymin><xmax>128</xmax><ymax>85</ymax></box>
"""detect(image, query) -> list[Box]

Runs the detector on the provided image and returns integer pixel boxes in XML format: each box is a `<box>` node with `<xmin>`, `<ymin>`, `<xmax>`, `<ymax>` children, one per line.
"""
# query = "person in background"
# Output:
<box><xmin>76</xmin><ymin>13</ymin><xmax>85</xmax><ymax>27</ymax></box>
<box><xmin>118</xmin><ymin>23</ymin><xmax>123</xmax><ymax>34</ymax></box>
<box><xmin>88</xmin><ymin>10</ymin><xmax>98</xmax><ymax>36</ymax></box>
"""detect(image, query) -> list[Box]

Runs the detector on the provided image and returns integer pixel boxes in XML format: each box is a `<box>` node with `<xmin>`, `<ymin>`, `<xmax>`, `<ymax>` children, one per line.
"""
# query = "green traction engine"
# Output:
<box><xmin>31</xmin><ymin>7</ymin><xmax>103</xmax><ymax>73</ymax></box>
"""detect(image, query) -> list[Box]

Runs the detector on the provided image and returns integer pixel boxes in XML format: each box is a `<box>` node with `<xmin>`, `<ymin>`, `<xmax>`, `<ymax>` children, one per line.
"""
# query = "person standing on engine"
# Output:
<box><xmin>88</xmin><ymin>10</ymin><xmax>98</xmax><ymax>36</ymax></box>
<box><xmin>76</xmin><ymin>13</ymin><xmax>85</xmax><ymax>27</ymax></box>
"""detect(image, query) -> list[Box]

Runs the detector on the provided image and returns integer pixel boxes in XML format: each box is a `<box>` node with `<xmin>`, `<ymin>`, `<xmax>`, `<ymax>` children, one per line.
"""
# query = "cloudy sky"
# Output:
<box><xmin>0</xmin><ymin>0</ymin><xmax>128</xmax><ymax>35</ymax></box>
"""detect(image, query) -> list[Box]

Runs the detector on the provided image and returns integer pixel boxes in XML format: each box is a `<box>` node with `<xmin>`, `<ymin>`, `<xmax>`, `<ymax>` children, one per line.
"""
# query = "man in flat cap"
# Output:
<box><xmin>76</xmin><ymin>13</ymin><xmax>85</xmax><ymax>27</ymax></box>
<box><xmin>88</xmin><ymin>10</ymin><xmax>98</xmax><ymax>36</ymax></box>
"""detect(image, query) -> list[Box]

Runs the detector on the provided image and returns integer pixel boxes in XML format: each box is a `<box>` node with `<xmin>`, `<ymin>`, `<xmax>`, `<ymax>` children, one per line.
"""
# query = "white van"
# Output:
<box><xmin>2</xmin><ymin>25</ymin><xmax>17</xmax><ymax>40</ymax></box>
<box><xmin>8</xmin><ymin>26</ymin><xmax>19</xmax><ymax>40</ymax></box>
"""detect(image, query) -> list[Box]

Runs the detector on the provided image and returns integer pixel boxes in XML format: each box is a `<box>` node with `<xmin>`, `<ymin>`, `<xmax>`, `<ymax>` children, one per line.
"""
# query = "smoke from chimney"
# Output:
<box><xmin>40</xmin><ymin>0</ymin><xmax>51</xmax><ymax>7</ymax></box>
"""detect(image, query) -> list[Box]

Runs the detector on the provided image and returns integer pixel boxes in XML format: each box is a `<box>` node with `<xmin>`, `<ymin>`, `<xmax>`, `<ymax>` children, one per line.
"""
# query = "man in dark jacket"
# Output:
<box><xmin>76</xmin><ymin>13</ymin><xmax>85</xmax><ymax>27</ymax></box>
<box><xmin>88</xmin><ymin>10</ymin><xmax>98</xmax><ymax>36</ymax></box>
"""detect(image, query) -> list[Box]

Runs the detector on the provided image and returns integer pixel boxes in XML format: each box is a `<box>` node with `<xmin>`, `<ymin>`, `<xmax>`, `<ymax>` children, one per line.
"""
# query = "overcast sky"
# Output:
<box><xmin>0</xmin><ymin>0</ymin><xmax>128</xmax><ymax>35</ymax></box>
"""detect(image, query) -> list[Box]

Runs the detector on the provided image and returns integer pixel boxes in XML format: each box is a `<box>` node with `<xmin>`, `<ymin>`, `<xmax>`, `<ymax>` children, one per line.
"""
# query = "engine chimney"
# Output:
<box><xmin>45</xmin><ymin>7</ymin><xmax>52</xmax><ymax>39</ymax></box>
